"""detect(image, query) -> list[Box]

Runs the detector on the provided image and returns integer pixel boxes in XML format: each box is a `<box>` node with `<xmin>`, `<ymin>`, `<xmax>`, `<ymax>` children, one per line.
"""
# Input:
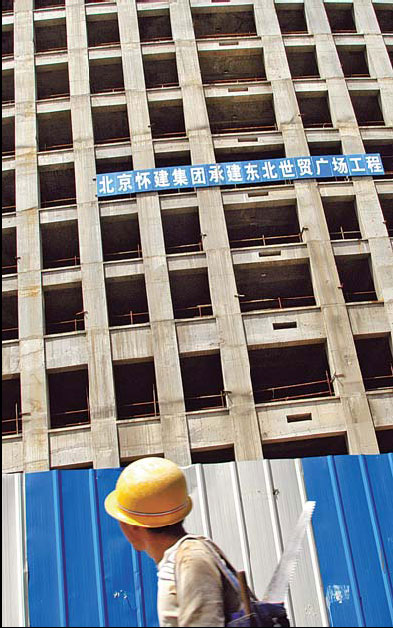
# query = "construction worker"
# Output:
<box><xmin>104</xmin><ymin>456</ymin><xmax>242</xmax><ymax>627</ymax></box>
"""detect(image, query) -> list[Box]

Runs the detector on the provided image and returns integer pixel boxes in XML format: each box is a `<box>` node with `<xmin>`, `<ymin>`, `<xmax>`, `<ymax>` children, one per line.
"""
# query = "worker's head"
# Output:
<box><xmin>104</xmin><ymin>457</ymin><xmax>192</xmax><ymax>551</ymax></box>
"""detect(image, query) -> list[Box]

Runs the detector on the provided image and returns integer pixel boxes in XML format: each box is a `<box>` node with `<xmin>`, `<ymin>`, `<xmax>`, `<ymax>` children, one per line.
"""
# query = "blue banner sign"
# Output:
<box><xmin>96</xmin><ymin>153</ymin><xmax>384</xmax><ymax>197</ymax></box>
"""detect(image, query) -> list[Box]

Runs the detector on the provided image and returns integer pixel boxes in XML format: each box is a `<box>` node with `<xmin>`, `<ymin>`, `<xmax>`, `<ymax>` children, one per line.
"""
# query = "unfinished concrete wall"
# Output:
<box><xmin>2</xmin><ymin>0</ymin><xmax>393</xmax><ymax>471</ymax></box>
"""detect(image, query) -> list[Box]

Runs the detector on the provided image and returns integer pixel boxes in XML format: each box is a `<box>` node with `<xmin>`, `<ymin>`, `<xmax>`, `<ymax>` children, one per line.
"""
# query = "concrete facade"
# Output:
<box><xmin>2</xmin><ymin>0</ymin><xmax>393</xmax><ymax>471</ymax></box>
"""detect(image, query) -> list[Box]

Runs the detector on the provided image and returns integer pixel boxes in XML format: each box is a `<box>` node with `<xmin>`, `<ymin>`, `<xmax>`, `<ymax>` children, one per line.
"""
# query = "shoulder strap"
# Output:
<box><xmin>175</xmin><ymin>536</ymin><xmax>256</xmax><ymax>600</ymax></box>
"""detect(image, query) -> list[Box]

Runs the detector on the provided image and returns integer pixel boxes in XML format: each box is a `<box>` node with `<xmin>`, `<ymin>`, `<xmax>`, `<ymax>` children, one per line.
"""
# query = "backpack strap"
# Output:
<box><xmin>174</xmin><ymin>535</ymin><xmax>256</xmax><ymax>601</ymax></box>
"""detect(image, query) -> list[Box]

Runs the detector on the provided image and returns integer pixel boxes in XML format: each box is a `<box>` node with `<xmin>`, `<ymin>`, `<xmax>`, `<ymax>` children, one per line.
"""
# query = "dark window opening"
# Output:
<box><xmin>92</xmin><ymin>106</ymin><xmax>130</xmax><ymax>145</ymax></box>
<box><xmin>199</xmin><ymin>50</ymin><xmax>266</xmax><ymax>85</ymax></box>
<box><xmin>34</xmin><ymin>21</ymin><xmax>67</xmax><ymax>53</ymax></box>
<box><xmin>39</xmin><ymin>166</ymin><xmax>76</xmax><ymax>207</ymax></box>
<box><xmin>44</xmin><ymin>283</ymin><xmax>85</xmax><ymax>335</ymax></box>
<box><xmin>276</xmin><ymin>6</ymin><xmax>308</xmax><ymax>34</ymax></box>
<box><xmin>364</xmin><ymin>143</ymin><xmax>393</xmax><ymax>178</ymax></box>
<box><xmin>89</xmin><ymin>59</ymin><xmax>124</xmax><ymax>94</ymax></box>
<box><xmin>148</xmin><ymin>101</ymin><xmax>186</xmax><ymax>139</ymax></box>
<box><xmin>2</xmin><ymin>0</ymin><xmax>14</xmax><ymax>12</ymax></box>
<box><xmin>2</xmin><ymin>117</ymin><xmax>15</xmax><ymax>156</ymax></box>
<box><xmin>87</xmin><ymin>15</ymin><xmax>120</xmax><ymax>47</ymax></box>
<box><xmin>336</xmin><ymin>255</ymin><xmax>377</xmax><ymax>303</ymax></box>
<box><xmin>308</xmin><ymin>142</ymin><xmax>343</xmax><ymax>181</ymax></box>
<box><xmin>138</xmin><ymin>12</ymin><xmax>172</xmax><ymax>42</ymax></box>
<box><xmin>170</xmin><ymin>269</ymin><xmax>212</xmax><ymax>319</ymax></box>
<box><xmin>376</xmin><ymin>429</ymin><xmax>393</xmax><ymax>454</ymax></box>
<box><xmin>235</xmin><ymin>262</ymin><xmax>315</xmax><ymax>313</ymax></box>
<box><xmin>325</xmin><ymin>5</ymin><xmax>356</xmax><ymax>33</ymax></box>
<box><xmin>215</xmin><ymin>147</ymin><xmax>286</xmax><ymax>190</ymax></box>
<box><xmin>49</xmin><ymin>369</ymin><xmax>90</xmax><ymax>429</ymax></box>
<box><xmin>286</xmin><ymin>49</ymin><xmax>319</xmax><ymax>79</ymax></box>
<box><xmin>143</xmin><ymin>54</ymin><xmax>179</xmax><ymax>88</ymax></box>
<box><xmin>226</xmin><ymin>203</ymin><xmax>301</xmax><ymax>249</ymax></box>
<box><xmin>35</xmin><ymin>0</ymin><xmax>65</xmax><ymax>8</ymax></box>
<box><xmin>2</xmin><ymin>293</ymin><xmax>18</xmax><ymax>341</ymax></box>
<box><xmin>379</xmin><ymin>197</ymin><xmax>393</xmax><ymax>236</ymax></box>
<box><xmin>96</xmin><ymin>157</ymin><xmax>134</xmax><ymax>201</ymax></box>
<box><xmin>207</xmin><ymin>96</ymin><xmax>276</xmax><ymax>134</ymax></box>
<box><xmin>191</xmin><ymin>446</ymin><xmax>235</xmax><ymax>464</ymax></box>
<box><xmin>337</xmin><ymin>47</ymin><xmax>369</xmax><ymax>77</ymax></box>
<box><xmin>350</xmin><ymin>92</ymin><xmax>384</xmax><ymax>126</ymax></box>
<box><xmin>106</xmin><ymin>276</ymin><xmax>149</xmax><ymax>326</ymax></box>
<box><xmin>2</xmin><ymin>377</ymin><xmax>21</xmax><ymax>436</ymax></box>
<box><xmin>114</xmin><ymin>361</ymin><xmax>159</xmax><ymax>419</ymax></box>
<box><xmin>36</xmin><ymin>65</ymin><xmax>70</xmax><ymax>100</ymax></box>
<box><xmin>162</xmin><ymin>209</ymin><xmax>202</xmax><ymax>255</ymax></box>
<box><xmin>297</xmin><ymin>94</ymin><xmax>332</xmax><ymax>129</ymax></box>
<box><xmin>355</xmin><ymin>336</ymin><xmax>393</xmax><ymax>391</ymax></box>
<box><xmin>2</xmin><ymin>228</ymin><xmax>17</xmax><ymax>275</ymax></box>
<box><xmin>263</xmin><ymin>434</ymin><xmax>348</xmax><ymax>459</ymax></box>
<box><xmin>101</xmin><ymin>215</ymin><xmax>142</xmax><ymax>262</ymax></box>
<box><xmin>181</xmin><ymin>353</ymin><xmax>225</xmax><ymax>412</ymax></box>
<box><xmin>2</xmin><ymin>70</ymin><xmax>14</xmax><ymax>103</ymax></box>
<box><xmin>374</xmin><ymin>8</ymin><xmax>393</xmax><ymax>34</ymax></box>
<box><xmin>322</xmin><ymin>197</ymin><xmax>361</xmax><ymax>240</ymax></box>
<box><xmin>41</xmin><ymin>220</ymin><xmax>80</xmax><ymax>269</ymax></box>
<box><xmin>38</xmin><ymin>111</ymin><xmax>72</xmax><ymax>151</ymax></box>
<box><xmin>2</xmin><ymin>28</ymin><xmax>13</xmax><ymax>56</ymax></box>
<box><xmin>155</xmin><ymin>153</ymin><xmax>194</xmax><ymax>195</ymax></box>
<box><xmin>192</xmin><ymin>9</ymin><xmax>257</xmax><ymax>39</ymax></box>
<box><xmin>249</xmin><ymin>343</ymin><xmax>333</xmax><ymax>404</ymax></box>
<box><xmin>2</xmin><ymin>170</ymin><xmax>15</xmax><ymax>213</ymax></box>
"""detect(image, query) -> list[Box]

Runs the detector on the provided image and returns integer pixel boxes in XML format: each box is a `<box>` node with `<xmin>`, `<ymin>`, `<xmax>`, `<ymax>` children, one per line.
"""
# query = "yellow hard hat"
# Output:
<box><xmin>104</xmin><ymin>457</ymin><xmax>192</xmax><ymax>527</ymax></box>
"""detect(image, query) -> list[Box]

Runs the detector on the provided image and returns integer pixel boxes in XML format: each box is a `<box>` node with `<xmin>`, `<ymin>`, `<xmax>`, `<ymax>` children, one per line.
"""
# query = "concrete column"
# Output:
<box><xmin>305</xmin><ymin>0</ymin><xmax>393</xmax><ymax>333</ymax></box>
<box><xmin>169</xmin><ymin>0</ymin><xmax>263</xmax><ymax>461</ymax></box>
<box><xmin>117</xmin><ymin>0</ymin><xmax>191</xmax><ymax>465</ymax></box>
<box><xmin>66</xmin><ymin>0</ymin><xmax>119</xmax><ymax>468</ymax></box>
<box><xmin>353</xmin><ymin>0</ymin><xmax>393</xmax><ymax>125</ymax></box>
<box><xmin>255</xmin><ymin>0</ymin><xmax>379</xmax><ymax>453</ymax></box>
<box><xmin>14</xmin><ymin>0</ymin><xmax>50</xmax><ymax>471</ymax></box>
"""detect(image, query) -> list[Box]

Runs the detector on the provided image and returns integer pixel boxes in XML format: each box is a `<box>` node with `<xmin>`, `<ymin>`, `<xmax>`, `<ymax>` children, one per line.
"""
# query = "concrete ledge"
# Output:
<box><xmin>1</xmin><ymin>437</ymin><xmax>23</xmax><ymax>473</ymax></box>
<box><xmin>2</xmin><ymin>341</ymin><xmax>20</xmax><ymax>376</ymax></box>
<box><xmin>257</xmin><ymin>396</ymin><xmax>345</xmax><ymax>441</ymax></box>
<box><xmin>367</xmin><ymin>390</ymin><xmax>393</xmax><ymax>427</ymax></box>
<box><xmin>45</xmin><ymin>332</ymin><xmax>87</xmax><ymax>370</ymax></box>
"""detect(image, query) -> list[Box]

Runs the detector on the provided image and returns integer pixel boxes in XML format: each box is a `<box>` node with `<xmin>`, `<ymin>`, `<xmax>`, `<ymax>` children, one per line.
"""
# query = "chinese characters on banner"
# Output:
<box><xmin>96</xmin><ymin>154</ymin><xmax>384</xmax><ymax>197</ymax></box>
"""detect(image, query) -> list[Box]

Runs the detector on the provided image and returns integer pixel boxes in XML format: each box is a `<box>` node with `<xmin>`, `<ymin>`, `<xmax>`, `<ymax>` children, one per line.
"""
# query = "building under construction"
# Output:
<box><xmin>2</xmin><ymin>0</ymin><xmax>393</xmax><ymax>472</ymax></box>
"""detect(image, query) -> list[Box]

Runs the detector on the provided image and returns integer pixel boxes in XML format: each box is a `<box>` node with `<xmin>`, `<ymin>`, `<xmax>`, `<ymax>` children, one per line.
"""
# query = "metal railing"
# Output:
<box><xmin>2</xmin><ymin>205</ymin><xmax>16</xmax><ymax>213</ymax></box>
<box><xmin>118</xmin><ymin>386</ymin><xmax>159</xmax><ymax>419</ymax></box>
<box><xmin>174</xmin><ymin>303</ymin><xmax>213</xmax><ymax>319</ymax></box>
<box><xmin>46</xmin><ymin>316</ymin><xmax>85</xmax><ymax>335</ymax></box>
<box><xmin>2</xmin><ymin>404</ymin><xmax>22</xmax><ymax>436</ymax></box>
<box><xmin>51</xmin><ymin>408</ymin><xmax>90</xmax><ymax>429</ymax></box>
<box><xmin>104</xmin><ymin>245</ymin><xmax>142</xmax><ymax>261</ymax></box>
<box><xmin>2</xmin><ymin>261</ymin><xmax>18</xmax><ymax>274</ymax></box>
<box><xmin>344</xmin><ymin>290</ymin><xmax>378</xmax><ymax>303</ymax></box>
<box><xmin>211</xmin><ymin>123</ymin><xmax>277</xmax><ymax>134</ymax></box>
<box><xmin>40</xmin><ymin>197</ymin><xmax>77</xmax><ymax>208</ymax></box>
<box><xmin>364</xmin><ymin>365</ymin><xmax>393</xmax><ymax>391</ymax></box>
<box><xmin>203</xmin><ymin>76</ymin><xmax>267</xmax><ymax>85</ymax></box>
<box><xmin>330</xmin><ymin>227</ymin><xmax>361</xmax><ymax>240</ymax></box>
<box><xmin>196</xmin><ymin>32</ymin><xmax>257</xmax><ymax>40</ymax></box>
<box><xmin>239</xmin><ymin>294</ymin><xmax>315</xmax><ymax>312</ymax></box>
<box><xmin>185</xmin><ymin>391</ymin><xmax>227</xmax><ymax>412</ymax></box>
<box><xmin>254</xmin><ymin>371</ymin><xmax>334</xmax><ymax>403</ymax></box>
<box><xmin>229</xmin><ymin>233</ymin><xmax>302</xmax><ymax>248</ymax></box>
<box><xmin>111</xmin><ymin>310</ymin><xmax>149</xmax><ymax>325</ymax></box>
<box><xmin>44</xmin><ymin>255</ymin><xmax>80</xmax><ymax>269</ymax></box>
<box><xmin>40</xmin><ymin>142</ymin><xmax>72</xmax><ymax>152</ymax></box>
<box><xmin>2</xmin><ymin>326</ymin><xmax>18</xmax><ymax>341</ymax></box>
<box><xmin>166</xmin><ymin>241</ymin><xmax>203</xmax><ymax>254</ymax></box>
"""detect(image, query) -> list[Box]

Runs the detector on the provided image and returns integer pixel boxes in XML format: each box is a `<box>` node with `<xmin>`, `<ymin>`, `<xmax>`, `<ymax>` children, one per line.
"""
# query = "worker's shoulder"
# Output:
<box><xmin>177</xmin><ymin>537</ymin><xmax>216</xmax><ymax>561</ymax></box>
